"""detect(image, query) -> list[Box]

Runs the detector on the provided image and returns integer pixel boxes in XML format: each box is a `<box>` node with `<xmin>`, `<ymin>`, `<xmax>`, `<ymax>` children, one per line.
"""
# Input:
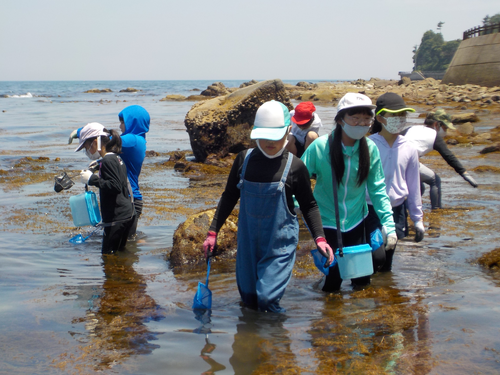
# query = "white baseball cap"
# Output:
<box><xmin>74</xmin><ymin>122</ymin><xmax>108</xmax><ymax>152</ymax></box>
<box><xmin>250</xmin><ymin>100</ymin><xmax>291</xmax><ymax>141</ymax></box>
<box><xmin>337</xmin><ymin>93</ymin><xmax>376</xmax><ymax>112</ymax></box>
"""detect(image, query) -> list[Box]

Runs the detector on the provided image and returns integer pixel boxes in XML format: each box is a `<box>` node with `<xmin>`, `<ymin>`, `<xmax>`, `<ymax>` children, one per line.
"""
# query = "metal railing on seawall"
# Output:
<box><xmin>463</xmin><ymin>23</ymin><xmax>500</xmax><ymax>39</ymax></box>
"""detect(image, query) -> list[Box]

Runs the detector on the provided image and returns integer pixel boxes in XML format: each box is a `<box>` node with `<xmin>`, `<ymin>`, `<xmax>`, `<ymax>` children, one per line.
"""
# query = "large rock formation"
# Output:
<box><xmin>169</xmin><ymin>208</ymin><xmax>239</xmax><ymax>266</ymax></box>
<box><xmin>184</xmin><ymin>78</ymin><xmax>292</xmax><ymax>162</ymax></box>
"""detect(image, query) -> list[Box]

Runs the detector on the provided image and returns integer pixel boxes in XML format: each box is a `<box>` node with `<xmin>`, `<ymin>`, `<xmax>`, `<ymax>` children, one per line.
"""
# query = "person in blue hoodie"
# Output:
<box><xmin>69</xmin><ymin>105</ymin><xmax>150</xmax><ymax>238</ymax></box>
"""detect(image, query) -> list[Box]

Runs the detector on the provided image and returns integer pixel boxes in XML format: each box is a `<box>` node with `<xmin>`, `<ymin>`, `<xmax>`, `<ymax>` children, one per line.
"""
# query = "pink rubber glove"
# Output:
<box><xmin>315</xmin><ymin>237</ymin><xmax>334</xmax><ymax>267</ymax></box>
<box><xmin>203</xmin><ymin>231</ymin><xmax>217</xmax><ymax>257</ymax></box>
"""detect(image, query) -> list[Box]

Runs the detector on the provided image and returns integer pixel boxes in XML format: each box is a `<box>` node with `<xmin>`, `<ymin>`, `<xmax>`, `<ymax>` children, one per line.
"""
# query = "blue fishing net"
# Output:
<box><xmin>192</xmin><ymin>282</ymin><xmax>212</xmax><ymax>310</ymax></box>
<box><xmin>192</xmin><ymin>258</ymin><xmax>212</xmax><ymax>310</ymax></box>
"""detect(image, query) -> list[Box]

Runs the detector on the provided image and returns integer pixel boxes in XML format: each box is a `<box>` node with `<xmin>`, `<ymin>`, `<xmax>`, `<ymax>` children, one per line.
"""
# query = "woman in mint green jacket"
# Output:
<box><xmin>301</xmin><ymin>93</ymin><xmax>397</xmax><ymax>291</ymax></box>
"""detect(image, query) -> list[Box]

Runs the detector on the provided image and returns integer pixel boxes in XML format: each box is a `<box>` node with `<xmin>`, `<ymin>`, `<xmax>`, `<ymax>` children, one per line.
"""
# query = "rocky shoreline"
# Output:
<box><xmin>160</xmin><ymin>77</ymin><xmax>500</xmax><ymax>109</ymax></box>
<box><xmin>165</xmin><ymin>78</ymin><xmax>500</xmax><ymax>267</ymax></box>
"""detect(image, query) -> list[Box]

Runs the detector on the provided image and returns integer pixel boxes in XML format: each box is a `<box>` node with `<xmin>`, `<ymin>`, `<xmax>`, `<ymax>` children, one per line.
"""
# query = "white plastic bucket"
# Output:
<box><xmin>335</xmin><ymin>244</ymin><xmax>373</xmax><ymax>279</ymax></box>
<box><xmin>69</xmin><ymin>191</ymin><xmax>101</xmax><ymax>227</ymax></box>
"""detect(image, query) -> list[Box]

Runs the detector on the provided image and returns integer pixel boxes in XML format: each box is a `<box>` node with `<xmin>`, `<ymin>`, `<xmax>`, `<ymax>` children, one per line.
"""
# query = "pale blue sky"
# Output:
<box><xmin>0</xmin><ymin>0</ymin><xmax>498</xmax><ymax>81</ymax></box>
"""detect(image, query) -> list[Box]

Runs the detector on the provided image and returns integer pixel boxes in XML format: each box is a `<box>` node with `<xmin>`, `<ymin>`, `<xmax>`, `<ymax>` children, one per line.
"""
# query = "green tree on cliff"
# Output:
<box><xmin>482</xmin><ymin>13</ymin><xmax>500</xmax><ymax>35</ymax></box>
<box><xmin>483</xmin><ymin>13</ymin><xmax>500</xmax><ymax>26</ymax></box>
<box><xmin>413</xmin><ymin>30</ymin><xmax>460</xmax><ymax>71</ymax></box>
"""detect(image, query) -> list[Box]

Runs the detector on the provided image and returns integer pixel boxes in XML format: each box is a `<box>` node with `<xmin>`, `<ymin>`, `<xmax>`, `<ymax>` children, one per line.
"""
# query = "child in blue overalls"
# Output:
<box><xmin>203</xmin><ymin>100</ymin><xmax>333</xmax><ymax>313</ymax></box>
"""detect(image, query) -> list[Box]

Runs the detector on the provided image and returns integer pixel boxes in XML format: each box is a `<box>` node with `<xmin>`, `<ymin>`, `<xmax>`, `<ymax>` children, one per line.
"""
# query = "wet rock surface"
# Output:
<box><xmin>184</xmin><ymin>78</ymin><xmax>292</xmax><ymax>162</ymax></box>
<box><xmin>200</xmin><ymin>82</ymin><xmax>230</xmax><ymax>97</ymax></box>
<box><xmin>119</xmin><ymin>87</ymin><xmax>140</xmax><ymax>92</ymax></box>
<box><xmin>170</xmin><ymin>208</ymin><xmax>238</xmax><ymax>267</ymax></box>
<box><xmin>84</xmin><ymin>88</ymin><xmax>113</xmax><ymax>93</ymax></box>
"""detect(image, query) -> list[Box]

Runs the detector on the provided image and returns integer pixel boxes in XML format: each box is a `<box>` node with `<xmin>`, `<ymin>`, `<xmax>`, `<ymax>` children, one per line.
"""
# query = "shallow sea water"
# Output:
<box><xmin>1</xmin><ymin>80</ymin><xmax>500</xmax><ymax>374</ymax></box>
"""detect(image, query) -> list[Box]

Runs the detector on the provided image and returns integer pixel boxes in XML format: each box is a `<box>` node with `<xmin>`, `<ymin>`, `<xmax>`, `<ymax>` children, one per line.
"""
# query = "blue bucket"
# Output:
<box><xmin>335</xmin><ymin>244</ymin><xmax>373</xmax><ymax>280</ymax></box>
<box><xmin>69</xmin><ymin>191</ymin><xmax>101</xmax><ymax>227</ymax></box>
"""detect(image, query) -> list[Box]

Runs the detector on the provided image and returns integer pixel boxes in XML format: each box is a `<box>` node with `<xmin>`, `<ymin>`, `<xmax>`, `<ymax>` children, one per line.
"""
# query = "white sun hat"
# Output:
<box><xmin>250</xmin><ymin>100</ymin><xmax>291</xmax><ymax>141</ymax></box>
<box><xmin>74</xmin><ymin>122</ymin><xmax>108</xmax><ymax>152</ymax></box>
<box><xmin>337</xmin><ymin>92</ymin><xmax>376</xmax><ymax>112</ymax></box>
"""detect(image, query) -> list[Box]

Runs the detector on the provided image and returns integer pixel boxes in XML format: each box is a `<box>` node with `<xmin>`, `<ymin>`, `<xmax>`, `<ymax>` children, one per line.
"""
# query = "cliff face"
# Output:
<box><xmin>443</xmin><ymin>33</ymin><xmax>500</xmax><ymax>87</ymax></box>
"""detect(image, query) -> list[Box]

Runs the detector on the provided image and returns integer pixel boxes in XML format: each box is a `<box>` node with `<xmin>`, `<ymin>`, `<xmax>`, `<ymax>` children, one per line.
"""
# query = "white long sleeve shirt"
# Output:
<box><xmin>367</xmin><ymin>133</ymin><xmax>423</xmax><ymax>223</ymax></box>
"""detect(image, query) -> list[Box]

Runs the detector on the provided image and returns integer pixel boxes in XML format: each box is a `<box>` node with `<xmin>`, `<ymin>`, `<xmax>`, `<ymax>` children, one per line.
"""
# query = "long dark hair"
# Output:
<box><xmin>371</xmin><ymin>115</ymin><xmax>383</xmax><ymax>134</ymax></box>
<box><xmin>101</xmin><ymin>128</ymin><xmax>122</xmax><ymax>154</ymax></box>
<box><xmin>331</xmin><ymin>108</ymin><xmax>371</xmax><ymax>187</ymax></box>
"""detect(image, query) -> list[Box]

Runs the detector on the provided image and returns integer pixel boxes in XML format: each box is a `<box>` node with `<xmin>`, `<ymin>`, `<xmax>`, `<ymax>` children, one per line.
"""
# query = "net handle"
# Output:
<box><xmin>205</xmin><ymin>257</ymin><xmax>211</xmax><ymax>287</ymax></box>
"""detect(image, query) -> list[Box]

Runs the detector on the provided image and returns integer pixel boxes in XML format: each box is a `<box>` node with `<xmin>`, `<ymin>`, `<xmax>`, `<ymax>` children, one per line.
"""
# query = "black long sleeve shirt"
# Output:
<box><xmin>88</xmin><ymin>153</ymin><xmax>134</xmax><ymax>224</ymax></box>
<box><xmin>209</xmin><ymin>148</ymin><xmax>325</xmax><ymax>240</ymax></box>
<box><xmin>433</xmin><ymin>134</ymin><xmax>466</xmax><ymax>175</ymax></box>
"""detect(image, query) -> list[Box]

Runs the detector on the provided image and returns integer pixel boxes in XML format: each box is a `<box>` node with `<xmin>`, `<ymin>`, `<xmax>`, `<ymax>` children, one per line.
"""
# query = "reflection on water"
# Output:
<box><xmin>68</xmin><ymin>249</ymin><xmax>167</xmax><ymax>371</ymax></box>
<box><xmin>2</xmin><ymin>86</ymin><xmax>500</xmax><ymax>374</ymax></box>
<box><xmin>200</xmin><ymin>336</ymin><xmax>226</xmax><ymax>375</ymax></box>
<box><xmin>309</xmin><ymin>276</ymin><xmax>432</xmax><ymax>374</ymax></box>
<box><xmin>230</xmin><ymin>308</ymin><xmax>297</xmax><ymax>375</ymax></box>
<box><xmin>192</xmin><ymin>310</ymin><xmax>227</xmax><ymax>374</ymax></box>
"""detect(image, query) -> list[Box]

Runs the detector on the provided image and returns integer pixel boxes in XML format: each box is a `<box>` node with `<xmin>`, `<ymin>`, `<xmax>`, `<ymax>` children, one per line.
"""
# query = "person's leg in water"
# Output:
<box><xmin>374</xmin><ymin>203</ymin><xmax>407</xmax><ymax>272</ymax></box>
<box><xmin>366</xmin><ymin>204</ymin><xmax>394</xmax><ymax>272</ymax></box>
<box><xmin>102</xmin><ymin>218</ymin><xmax>134</xmax><ymax>254</ymax></box>
<box><xmin>420</xmin><ymin>163</ymin><xmax>441</xmax><ymax>209</ymax></box>
<box><xmin>128</xmin><ymin>198</ymin><xmax>143</xmax><ymax>239</ymax></box>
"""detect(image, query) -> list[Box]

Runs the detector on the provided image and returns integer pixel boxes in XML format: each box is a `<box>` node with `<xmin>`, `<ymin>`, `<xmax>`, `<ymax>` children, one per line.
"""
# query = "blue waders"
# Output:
<box><xmin>236</xmin><ymin>149</ymin><xmax>298</xmax><ymax>313</ymax></box>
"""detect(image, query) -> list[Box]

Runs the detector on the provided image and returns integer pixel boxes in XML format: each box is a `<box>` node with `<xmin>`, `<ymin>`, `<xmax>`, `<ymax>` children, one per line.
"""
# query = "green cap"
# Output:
<box><xmin>429</xmin><ymin>109</ymin><xmax>456</xmax><ymax>130</ymax></box>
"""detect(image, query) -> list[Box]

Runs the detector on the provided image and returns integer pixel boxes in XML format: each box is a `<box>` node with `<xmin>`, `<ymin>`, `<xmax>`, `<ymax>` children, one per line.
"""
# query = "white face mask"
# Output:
<box><xmin>85</xmin><ymin>148</ymin><xmax>101</xmax><ymax>160</ymax></box>
<box><xmin>341</xmin><ymin>121</ymin><xmax>370</xmax><ymax>140</ymax></box>
<box><xmin>256</xmin><ymin>139</ymin><xmax>289</xmax><ymax>159</ymax></box>
<box><xmin>381</xmin><ymin>116</ymin><xmax>409</xmax><ymax>134</ymax></box>
<box><xmin>438</xmin><ymin>127</ymin><xmax>447</xmax><ymax>138</ymax></box>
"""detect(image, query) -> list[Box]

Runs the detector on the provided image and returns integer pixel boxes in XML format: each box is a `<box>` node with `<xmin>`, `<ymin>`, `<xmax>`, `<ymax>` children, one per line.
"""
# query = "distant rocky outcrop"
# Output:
<box><xmin>170</xmin><ymin>208</ymin><xmax>238</xmax><ymax>266</ymax></box>
<box><xmin>184</xmin><ymin>78</ymin><xmax>292</xmax><ymax>162</ymax></box>
<box><xmin>160</xmin><ymin>94</ymin><xmax>187</xmax><ymax>101</ymax></box>
<box><xmin>296</xmin><ymin>81</ymin><xmax>319</xmax><ymax>90</ymax></box>
<box><xmin>239</xmin><ymin>80</ymin><xmax>259</xmax><ymax>88</ymax></box>
<box><xmin>119</xmin><ymin>87</ymin><xmax>140</xmax><ymax>92</ymax></box>
<box><xmin>84</xmin><ymin>88</ymin><xmax>112</xmax><ymax>93</ymax></box>
<box><xmin>200</xmin><ymin>82</ymin><xmax>230</xmax><ymax>97</ymax></box>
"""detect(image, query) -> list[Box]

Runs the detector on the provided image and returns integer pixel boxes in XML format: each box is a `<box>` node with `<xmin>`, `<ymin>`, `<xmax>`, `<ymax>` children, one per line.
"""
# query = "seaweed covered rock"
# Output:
<box><xmin>239</xmin><ymin>79</ymin><xmax>259</xmax><ymax>88</ymax></box>
<box><xmin>84</xmin><ymin>88</ymin><xmax>112</xmax><ymax>93</ymax></box>
<box><xmin>200</xmin><ymin>82</ymin><xmax>230</xmax><ymax>97</ymax></box>
<box><xmin>119</xmin><ymin>87</ymin><xmax>140</xmax><ymax>92</ymax></box>
<box><xmin>477</xmin><ymin>248</ymin><xmax>500</xmax><ymax>270</ymax></box>
<box><xmin>185</xmin><ymin>78</ymin><xmax>292</xmax><ymax>162</ymax></box>
<box><xmin>170</xmin><ymin>208</ymin><xmax>239</xmax><ymax>267</ymax></box>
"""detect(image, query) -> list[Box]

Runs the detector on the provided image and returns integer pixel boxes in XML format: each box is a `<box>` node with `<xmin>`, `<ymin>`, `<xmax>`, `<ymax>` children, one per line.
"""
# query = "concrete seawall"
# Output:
<box><xmin>442</xmin><ymin>33</ymin><xmax>500</xmax><ymax>87</ymax></box>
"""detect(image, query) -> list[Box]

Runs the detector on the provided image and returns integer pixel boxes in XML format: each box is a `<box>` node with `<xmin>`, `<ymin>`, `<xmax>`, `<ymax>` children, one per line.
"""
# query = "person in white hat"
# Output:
<box><xmin>69</xmin><ymin>105</ymin><xmax>150</xmax><ymax>239</ymax></box>
<box><xmin>203</xmin><ymin>100</ymin><xmax>333</xmax><ymax>313</ymax></box>
<box><xmin>75</xmin><ymin>122</ymin><xmax>135</xmax><ymax>254</ymax></box>
<box><xmin>301</xmin><ymin>93</ymin><xmax>397</xmax><ymax>291</ymax></box>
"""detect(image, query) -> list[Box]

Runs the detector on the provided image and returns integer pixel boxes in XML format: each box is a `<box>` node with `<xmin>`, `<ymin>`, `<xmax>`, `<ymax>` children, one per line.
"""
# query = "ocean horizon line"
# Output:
<box><xmin>0</xmin><ymin>78</ymin><xmax>354</xmax><ymax>83</ymax></box>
